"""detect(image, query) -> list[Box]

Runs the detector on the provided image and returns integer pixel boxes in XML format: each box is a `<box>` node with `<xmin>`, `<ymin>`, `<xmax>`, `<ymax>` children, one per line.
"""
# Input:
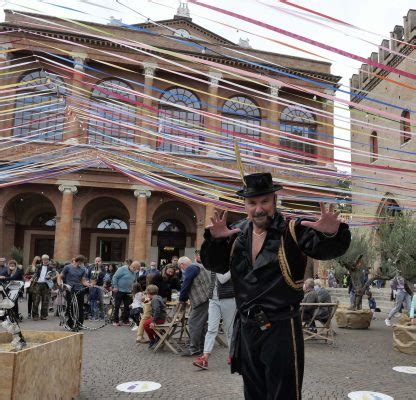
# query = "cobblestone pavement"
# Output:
<box><xmin>13</xmin><ymin>301</ymin><xmax>416</xmax><ymax>400</ymax></box>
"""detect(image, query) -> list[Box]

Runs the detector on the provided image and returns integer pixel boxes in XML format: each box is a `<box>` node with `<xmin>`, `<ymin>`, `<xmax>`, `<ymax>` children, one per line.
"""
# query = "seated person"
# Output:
<box><xmin>143</xmin><ymin>284</ymin><xmax>167</xmax><ymax>349</ymax></box>
<box><xmin>314</xmin><ymin>279</ymin><xmax>332</xmax><ymax>322</ymax></box>
<box><xmin>302</xmin><ymin>278</ymin><xmax>319</xmax><ymax>327</ymax></box>
<box><xmin>147</xmin><ymin>266</ymin><xmax>181</xmax><ymax>302</ymax></box>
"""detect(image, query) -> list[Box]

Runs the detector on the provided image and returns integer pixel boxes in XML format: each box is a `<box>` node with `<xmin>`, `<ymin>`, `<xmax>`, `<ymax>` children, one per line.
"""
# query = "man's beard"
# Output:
<box><xmin>252</xmin><ymin>212</ymin><xmax>273</xmax><ymax>229</ymax></box>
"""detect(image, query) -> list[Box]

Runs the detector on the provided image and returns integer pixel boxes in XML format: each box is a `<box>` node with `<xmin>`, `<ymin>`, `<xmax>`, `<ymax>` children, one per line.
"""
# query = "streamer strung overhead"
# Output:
<box><xmin>0</xmin><ymin>0</ymin><xmax>415</xmax><ymax>227</ymax></box>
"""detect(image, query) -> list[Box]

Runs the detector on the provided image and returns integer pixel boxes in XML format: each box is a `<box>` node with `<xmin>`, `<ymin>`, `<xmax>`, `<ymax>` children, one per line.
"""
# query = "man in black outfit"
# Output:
<box><xmin>201</xmin><ymin>173</ymin><xmax>350</xmax><ymax>400</ymax></box>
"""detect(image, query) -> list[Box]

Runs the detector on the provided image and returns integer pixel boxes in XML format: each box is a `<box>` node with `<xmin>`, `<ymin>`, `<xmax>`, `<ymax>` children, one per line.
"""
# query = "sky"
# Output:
<box><xmin>2</xmin><ymin>0</ymin><xmax>416</xmax><ymax>172</ymax></box>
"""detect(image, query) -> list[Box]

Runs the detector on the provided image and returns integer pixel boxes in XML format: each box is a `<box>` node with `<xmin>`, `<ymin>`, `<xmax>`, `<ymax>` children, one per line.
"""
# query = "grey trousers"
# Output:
<box><xmin>388</xmin><ymin>290</ymin><xmax>412</xmax><ymax>319</ymax></box>
<box><xmin>204</xmin><ymin>297</ymin><xmax>236</xmax><ymax>353</ymax></box>
<box><xmin>188</xmin><ymin>301</ymin><xmax>209</xmax><ymax>354</ymax></box>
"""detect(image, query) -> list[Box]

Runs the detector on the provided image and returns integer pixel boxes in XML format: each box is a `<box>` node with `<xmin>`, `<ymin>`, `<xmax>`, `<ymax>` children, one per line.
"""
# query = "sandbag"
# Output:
<box><xmin>393</xmin><ymin>324</ymin><xmax>416</xmax><ymax>355</ymax></box>
<box><xmin>335</xmin><ymin>308</ymin><xmax>372</xmax><ymax>329</ymax></box>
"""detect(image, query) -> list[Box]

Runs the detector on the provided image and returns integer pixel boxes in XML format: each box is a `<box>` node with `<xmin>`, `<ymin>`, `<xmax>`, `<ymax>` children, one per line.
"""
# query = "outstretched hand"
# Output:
<box><xmin>301</xmin><ymin>202</ymin><xmax>341</xmax><ymax>235</ymax></box>
<box><xmin>207</xmin><ymin>211</ymin><xmax>241</xmax><ymax>239</ymax></box>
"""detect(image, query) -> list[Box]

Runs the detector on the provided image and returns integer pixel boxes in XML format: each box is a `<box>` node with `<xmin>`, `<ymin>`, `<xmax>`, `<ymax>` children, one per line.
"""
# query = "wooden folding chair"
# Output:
<box><xmin>152</xmin><ymin>303</ymin><xmax>187</xmax><ymax>354</ymax></box>
<box><xmin>301</xmin><ymin>302</ymin><xmax>339</xmax><ymax>344</ymax></box>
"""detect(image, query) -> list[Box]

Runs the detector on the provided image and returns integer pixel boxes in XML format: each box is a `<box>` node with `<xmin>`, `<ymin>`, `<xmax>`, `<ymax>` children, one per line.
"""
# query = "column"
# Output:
<box><xmin>0</xmin><ymin>214</ymin><xmax>4</xmax><ymax>257</ymax></box>
<box><xmin>322</xmin><ymin>88</ymin><xmax>335</xmax><ymax>164</ymax></box>
<box><xmin>267</xmin><ymin>83</ymin><xmax>281</xmax><ymax>147</ymax></box>
<box><xmin>140</xmin><ymin>62</ymin><xmax>157</xmax><ymax>147</ymax></box>
<box><xmin>133</xmin><ymin>188</ymin><xmax>151</xmax><ymax>261</ymax></box>
<box><xmin>204</xmin><ymin>71</ymin><xmax>222</xmax><ymax>155</ymax></box>
<box><xmin>71</xmin><ymin>217</ymin><xmax>82</xmax><ymax>257</ymax></box>
<box><xmin>54</xmin><ymin>184</ymin><xmax>77</xmax><ymax>262</ymax></box>
<box><xmin>196</xmin><ymin>197</ymin><xmax>217</xmax><ymax>249</ymax></box>
<box><xmin>64</xmin><ymin>53</ymin><xmax>87</xmax><ymax>142</ymax></box>
<box><xmin>0</xmin><ymin>44</ymin><xmax>12</xmax><ymax>135</ymax></box>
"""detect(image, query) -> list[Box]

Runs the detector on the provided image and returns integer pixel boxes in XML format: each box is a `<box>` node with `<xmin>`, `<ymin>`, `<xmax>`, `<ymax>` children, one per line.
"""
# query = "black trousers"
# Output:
<box><xmin>66</xmin><ymin>290</ymin><xmax>85</xmax><ymax>330</ymax></box>
<box><xmin>113</xmin><ymin>292</ymin><xmax>132</xmax><ymax>323</ymax></box>
<box><xmin>240</xmin><ymin>315</ymin><xmax>304</xmax><ymax>400</ymax></box>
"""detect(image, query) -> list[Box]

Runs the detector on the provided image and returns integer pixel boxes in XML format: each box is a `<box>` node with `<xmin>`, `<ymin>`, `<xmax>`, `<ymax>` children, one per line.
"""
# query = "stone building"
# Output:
<box><xmin>0</xmin><ymin>6</ymin><xmax>340</xmax><ymax>266</ymax></box>
<box><xmin>350</xmin><ymin>9</ymin><xmax>416</xmax><ymax>223</ymax></box>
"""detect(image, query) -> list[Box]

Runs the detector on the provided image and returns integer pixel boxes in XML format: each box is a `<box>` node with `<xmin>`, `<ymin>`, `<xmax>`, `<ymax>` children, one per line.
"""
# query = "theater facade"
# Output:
<box><xmin>0</xmin><ymin>8</ymin><xmax>340</xmax><ymax>267</ymax></box>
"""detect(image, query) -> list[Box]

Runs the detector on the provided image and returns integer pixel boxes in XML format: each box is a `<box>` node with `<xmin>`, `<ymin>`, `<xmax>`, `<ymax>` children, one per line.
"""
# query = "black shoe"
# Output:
<box><xmin>148</xmin><ymin>340</ymin><xmax>155</xmax><ymax>349</ymax></box>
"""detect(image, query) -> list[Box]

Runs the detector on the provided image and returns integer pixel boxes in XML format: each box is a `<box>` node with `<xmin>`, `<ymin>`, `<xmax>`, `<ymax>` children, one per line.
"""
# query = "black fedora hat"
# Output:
<box><xmin>236</xmin><ymin>173</ymin><xmax>282</xmax><ymax>198</ymax></box>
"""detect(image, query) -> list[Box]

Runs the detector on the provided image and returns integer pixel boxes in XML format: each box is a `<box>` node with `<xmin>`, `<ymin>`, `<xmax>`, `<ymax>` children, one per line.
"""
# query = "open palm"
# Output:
<box><xmin>207</xmin><ymin>211</ymin><xmax>241</xmax><ymax>239</ymax></box>
<box><xmin>301</xmin><ymin>202</ymin><xmax>341</xmax><ymax>235</ymax></box>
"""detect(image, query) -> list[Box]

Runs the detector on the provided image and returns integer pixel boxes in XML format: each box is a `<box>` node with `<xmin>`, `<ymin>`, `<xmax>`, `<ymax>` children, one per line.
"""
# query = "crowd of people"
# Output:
<box><xmin>0</xmin><ymin>251</ymin><xmax>238</xmax><ymax>369</ymax></box>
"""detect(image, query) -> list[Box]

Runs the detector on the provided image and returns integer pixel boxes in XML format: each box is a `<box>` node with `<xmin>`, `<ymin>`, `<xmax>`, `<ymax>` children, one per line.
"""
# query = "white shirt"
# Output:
<box><xmin>38</xmin><ymin>265</ymin><xmax>48</xmax><ymax>283</ymax></box>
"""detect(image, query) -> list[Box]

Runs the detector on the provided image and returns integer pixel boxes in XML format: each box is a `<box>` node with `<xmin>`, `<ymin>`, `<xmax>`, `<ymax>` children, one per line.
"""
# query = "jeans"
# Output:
<box><xmin>113</xmin><ymin>291</ymin><xmax>132</xmax><ymax>323</ymax></box>
<box><xmin>203</xmin><ymin>297</ymin><xmax>236</xmax><ymax>353</ymax></box>
<box><xmin>137</xmin><ymin>302</ymin><xmax>152</xmax><ymax>338</ymax></box>
<box><xmin>388</xmin><ymin>290</ymin><xmax>412</xmax><ymax>319</ymax></box>
<box><xmin>188</xmin><ymin>301</ymin><xmax>209</xmax><ymax>354</ymax></box>
<box><xmin>90</xmin><ymin>299</ymin><xmax>99</xmax><ymax>319</ymax></box>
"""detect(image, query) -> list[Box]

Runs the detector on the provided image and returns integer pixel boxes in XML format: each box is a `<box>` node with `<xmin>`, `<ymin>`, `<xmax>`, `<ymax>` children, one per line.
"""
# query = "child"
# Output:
<box><xmin>143</xmin><ymin>284</ymin><xmax>166</xmax><ymax>349</ymax></box>
<box><xmin>88</xmin><ymin>278</ymin><xmax>101</xmax><ymax>320</ymax></box>
<box><xmin>102</xmin><ymin>281</ymin><xmax>112</xmax><ymax>320</ymax></box>
<box><xmin>367</xmin><ymin>291</ymin><xmax>379</xmax><ymax>319</ymax></box>
<box><xmin>130</xmin><ymin>283</ymin><xmax>144</xmax><ymax>331</ymax></box>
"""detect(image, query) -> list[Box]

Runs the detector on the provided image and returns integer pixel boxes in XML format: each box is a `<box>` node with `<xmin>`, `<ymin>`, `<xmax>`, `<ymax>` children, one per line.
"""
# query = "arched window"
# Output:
<box><xmin>13</xmin><ymin>70</ymin><xmax>65</xmax><ymax>141</ymax></box>
<box><xmin>370</xmin><ymin>131</ymin><xmax>378</xmax><ymax>163</ymax></box>
<box><xmin>279</xmin><ymin>107</ymin><xmax>316</xmax><ymax>164</ymax></box>
<box><xmin>157</xmin><ymin>87</ymin><xmax>202</xmax><ymax>154</ymax></box>
<box><xmin>400</xmin><ymin>110</ymin><xmax>411</xmax><ymax>144</ymax></box>
<box><xmin>221</xmin><ymin>96</ymin><xmax>261</xmax><ymax>155</ymax></box>
<box><xmin>88</xmin><ymin>79</ymin><xmax>136</xmax><ymax>144</ymax></box>
<box><xmin>157</xmin><ymin>220</ymin><xmax>185</xmax><ymax>232</ymax></box>
<box><xmin>31</xmin><ymin>213</ymin><xmax>56</xmax><ymax>227</ymax></box>
<box><xmin>97</xmin><ymin>218</ymin><xmax>128</xmax><ymax>230</ymax></box>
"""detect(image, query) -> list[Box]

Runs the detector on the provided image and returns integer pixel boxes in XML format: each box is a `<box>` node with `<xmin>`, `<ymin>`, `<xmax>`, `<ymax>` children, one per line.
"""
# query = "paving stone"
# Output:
<box><xmin>15</xmin><ymin>300</ymin><xmax>415</xmax><ymax>399</ymax></box>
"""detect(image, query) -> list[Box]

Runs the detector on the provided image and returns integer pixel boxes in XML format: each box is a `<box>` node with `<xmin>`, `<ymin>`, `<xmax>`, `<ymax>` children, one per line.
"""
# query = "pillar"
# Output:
<box><xmin>0</xmin><ymin>44</ymin><xmax>12</xmax><ymax>136</ymax></box>
<box><xmin>133</xmin><ymin>188</ymin><xmax>151</xmax><ymax>261</ymax></box>
<box><xmin>267</xmin><ymin>83</ymin><xmax>281</xmax><ymax>147</ymax></box>
<box><xmin>196</xmin><ymin>198</ymin><xmax>217</xmax><ymax>249</ymax></box>
<box><xmin>322</xmin><ymin>88</ymin><xmax>335</xmax><ymax>164</ymax></box>
<box><xmin>71</xmin><ymin>217</ymin><xmax>82</xmax><ymax>257</ymax></box>
<box><xmin>54</xmin><ymin>184</ymin><xmax>77</xmax><ymax>262</ymax></box>
<box><xmin>140</xmin><ymin>62</ymin><xmax>157</xmax><ymax>148</ymax></box>
<box><xmin>0</xmin><ymin>214</ymin><xmax>4</xmax><ymax>257</ymax></box>
<box><xmin>65</xmin><ymin>53</ymin><xmax>87</xmax><ymax>142</ymax></box>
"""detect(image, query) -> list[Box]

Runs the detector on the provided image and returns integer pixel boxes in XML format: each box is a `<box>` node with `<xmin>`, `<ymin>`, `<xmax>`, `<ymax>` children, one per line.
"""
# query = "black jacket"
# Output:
<box><xmin>201</xmin><ymin>212</ymin><xmax>350</xmax><ymax>320</ymax></box>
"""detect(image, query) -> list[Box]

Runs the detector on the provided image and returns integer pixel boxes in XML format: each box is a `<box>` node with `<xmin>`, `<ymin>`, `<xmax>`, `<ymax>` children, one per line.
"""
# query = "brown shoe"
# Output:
<box><xmin>33</xmin><ymin>317</ymin><xmax>39</xmax><ymax>321</ymax></box>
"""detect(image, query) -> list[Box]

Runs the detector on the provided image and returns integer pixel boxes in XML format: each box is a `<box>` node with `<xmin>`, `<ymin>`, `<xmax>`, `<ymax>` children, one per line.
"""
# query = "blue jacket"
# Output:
<box><xmin>112</xmin><ymin>265</ymin><xmax>135</xmax><ymax>293</ymax></box>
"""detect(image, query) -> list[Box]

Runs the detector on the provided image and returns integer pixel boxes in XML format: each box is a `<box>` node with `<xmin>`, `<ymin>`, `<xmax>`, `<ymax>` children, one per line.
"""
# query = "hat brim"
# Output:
<box><xmin>236</xmin><ymin>184</ymin><xmax>283</xmax><ymax>198</ymax></box>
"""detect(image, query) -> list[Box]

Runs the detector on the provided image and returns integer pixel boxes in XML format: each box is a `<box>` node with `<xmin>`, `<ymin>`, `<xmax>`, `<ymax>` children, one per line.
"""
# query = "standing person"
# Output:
<box><xmin>112</xmin><ymin>261</ymin><xmax>140</xmax><ymax>326</ymax></box>
<box><xmin>385</xmin><ymin>273</ymin><xmax>412</xmax><ymax>326</ymax></box>
<box><xmin>104</xmin><ymin>264</ymin><xmax>117</xmax><ymax>285</ymax></box>
<box><xmin>200</xmin><ymin>173</ymin><xmax>350</xmax><ymax>400</ymax></box>
<box><xmin>88</xmin><ymin>278</ymin><xmax>101</xmax><ymax>320</ymax></box>
<box><xmin>0</xmin><ymin>257</ymin><xmax>9</xmax><ymax>279</ymax></box>
<box><xmin>410</xmin><ymin>292</ymin><xmax>416</xmax><ymax>325</ymax></box>
<box><xmin>193</xmin><ymin>270</ymin><xmax>236</xmax><ymax>370</ymax></box>
<box><xmin>130</xmin><ymin>283</ymin><xmax>144</xmax><ymax>331</ymax></box>
<box><xmin>143</xmin><ymin>284</ymin><xmax>167</xmax><ymax>349</ymax></box>
<box><xmin>25</xmin><ymin>256</ymin><xmax>39</xmax><ymax>318</ymax></box>
<box><xmin>178</xmin><ymin>256</ymin><xmax>210</xmax><ymax>357</ymax></box>
<box><xmin>32</xmin><ymin>254</ymin><xmax>53</xmax><ymax>321</ymax></box>
<box><xmin>88</xmin><ymin>257</ymin><xmax>106</xmax><ymax>286</ymax></box>
<box><xmin>57</xmin><ymin>255</ymin><xmax>89</xmax><ymax>331</ymax></box>
<box><xmin>147</xmin><ymin>266</ymin><xmax>181</xmax><ymax>301</ymax></box>
<box><xmin>3</xmin><ymin>260</ymin><xmax>24</xmax><ymax>317</ymax></box>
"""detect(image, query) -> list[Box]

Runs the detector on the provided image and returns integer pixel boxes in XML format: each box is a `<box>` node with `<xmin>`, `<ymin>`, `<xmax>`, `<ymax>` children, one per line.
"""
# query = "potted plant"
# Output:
<box><xmin>330</xmin><ymin>230</ymin><xmax>376</xmax><ymax>328</ymax></box>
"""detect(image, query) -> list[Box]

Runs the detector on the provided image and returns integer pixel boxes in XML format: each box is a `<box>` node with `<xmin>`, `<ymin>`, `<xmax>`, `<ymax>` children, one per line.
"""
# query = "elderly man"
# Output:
<box><xmin>178</xmin><ymin>256</ymin><xmax>210</xmax><ymax>357</ymax></box>
<box><xmin>201</xmin><ymin>172</ymin><xmax>350</xmax><ymax>400</ymax></box>
<box><xmin>112</xmin><ymin>260</ymin><xmax>141</xmax><ymax>326</ymax></box>
<box><xmin>302</xmin><ymin>278</ymin><xmax>319</xmax><ymax>327</ymax></box>
<box><xmin>32</xmin><ymin>254</ymin><xmax>53</xmax><ymax>321</ymax></box>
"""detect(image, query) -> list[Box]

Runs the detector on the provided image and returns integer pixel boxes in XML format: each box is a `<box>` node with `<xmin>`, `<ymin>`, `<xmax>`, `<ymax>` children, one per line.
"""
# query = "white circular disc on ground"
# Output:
<box><xmin>393</xmin><ymin>366</ymin><xmax>416</xmax><ymax>374</ymax></box>
<box><xmin>348</xmin><ymin>391</ymin><xmax>393</xmax><ymax>400</ymax></box>
<box><xmin>116</xmin><ymin>381</ymin><xmax>161</xmax><ymax>393</ymax></box>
